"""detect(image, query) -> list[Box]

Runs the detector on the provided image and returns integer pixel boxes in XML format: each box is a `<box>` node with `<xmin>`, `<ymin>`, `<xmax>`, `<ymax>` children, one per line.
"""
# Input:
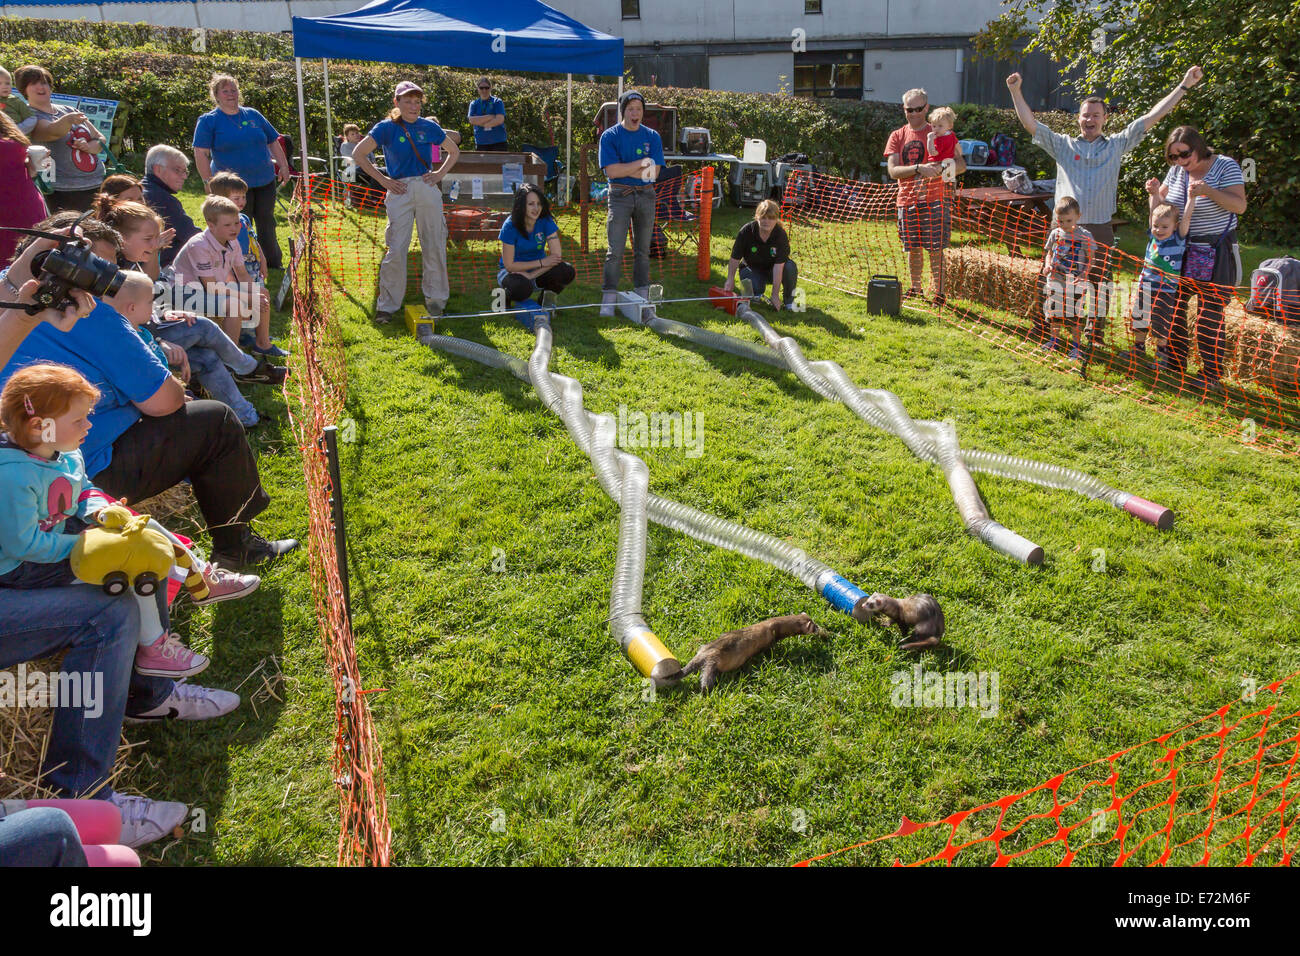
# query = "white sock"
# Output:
<box><xmin>135</xmin><ymin>593</ymin><xmax>166</xmax><ymax>648</ymax></box>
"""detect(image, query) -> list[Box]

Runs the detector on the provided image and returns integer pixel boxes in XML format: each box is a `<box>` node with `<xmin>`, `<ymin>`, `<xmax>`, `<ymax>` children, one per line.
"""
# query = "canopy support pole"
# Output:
<box><xmin>565</xmin><ymin>73</ymin><xmax>572</xmax><ymax>207</ymax></box>
<box><xmin>295</xmin><ymin>57</ymin><xmax>310</xmax><ymax>199</ymax></box>
<box><xmin>323</xmin><ymin>58</ymin><xmax>335</xmax><ymax>173</ymax></box>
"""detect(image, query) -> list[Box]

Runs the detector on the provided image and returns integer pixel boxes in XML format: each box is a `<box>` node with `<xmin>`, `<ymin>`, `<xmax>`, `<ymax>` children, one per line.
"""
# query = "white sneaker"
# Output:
<box><xmin>108</xmin><ymin>792</ymin><xmax>188</xmax><ymax>849</ymax></box>
<box><xmin>599</xmin><ymin>291</ymin><xmax>617</xmax><ymax>317</ymax></box>
<box><xmin>125</xmin><ymin>682</ymin><xmax>241</xmax><ymax>723</ymax></box>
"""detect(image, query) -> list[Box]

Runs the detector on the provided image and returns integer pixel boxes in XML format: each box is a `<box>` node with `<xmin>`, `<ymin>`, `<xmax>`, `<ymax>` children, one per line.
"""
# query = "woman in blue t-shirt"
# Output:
<box><xmin>498</xmin><ymin>184</ymin><xmax>575</xmax><ymax>309</ymax></box>
<box><xmin>350</xmin><ymin>81</ymin><xmax>460</xmax><ymax>323</ymax></box>
<box><xmin>192</xmin><ymin>74</ymin><xmax>291</xmax><ymax>270</ymax></box>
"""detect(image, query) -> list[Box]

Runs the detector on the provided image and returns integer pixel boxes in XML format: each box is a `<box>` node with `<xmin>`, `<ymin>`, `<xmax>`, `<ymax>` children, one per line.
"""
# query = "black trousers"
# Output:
<box><xmin>740</xmin><ymin>260</ymin><xmax>798</xmax><ymax>303</ymax></box>
<box><xmin>502</xmin><ymin>262</ymin><xmax>576</xmax><ymax>305</ymax></box>
<box><xmin>92</xmin><ymin>400</ymin><xmax>270</xmax><ymax>552</ymax></box>
<box><xmin>246</xmin><ymin>181</ymin><xmax>283</xmax><ymax>270</ymax></box>
<box><xmin>475</xmin><ymin>141</ymin><xmax>508</xmax><ymax>152</ymax></box>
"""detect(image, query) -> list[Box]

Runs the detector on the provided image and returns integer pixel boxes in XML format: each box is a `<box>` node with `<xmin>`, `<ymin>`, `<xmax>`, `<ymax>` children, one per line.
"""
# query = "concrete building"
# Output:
<box><xmin>2</xmin><ymin>0</ymin><xmax>1073</xmax><ymax>108</ymax></box>
<box><xmin>547</xmin><ymin>0</ymin><xmax>1053</xmax><ymax>106</ymax></box>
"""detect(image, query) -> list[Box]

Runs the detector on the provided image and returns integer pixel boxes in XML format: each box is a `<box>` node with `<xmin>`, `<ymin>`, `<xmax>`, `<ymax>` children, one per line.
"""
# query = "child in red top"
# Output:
<box><xmin>926</xmin><ymin>107</ymin><xmax>959</xmax><ymax>166</ymax></box>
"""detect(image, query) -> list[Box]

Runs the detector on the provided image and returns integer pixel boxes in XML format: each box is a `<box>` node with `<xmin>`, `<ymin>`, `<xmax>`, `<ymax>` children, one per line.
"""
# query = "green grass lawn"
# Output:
<box><xmin>128</xmin><ymin>191</ymin><xmax>1299</xmax><ymax>865</ymax></box>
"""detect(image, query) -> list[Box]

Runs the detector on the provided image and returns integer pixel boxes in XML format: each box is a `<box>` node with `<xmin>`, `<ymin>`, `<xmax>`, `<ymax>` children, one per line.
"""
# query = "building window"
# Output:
<box><xmin>805</xmin><ymin>1</ymin><xmax>823</xmax><ymax>13</ymax></box>
<box><xmin>622</xmin><ymin>0</ymin><xmax>640</xmax><ymax>19</ymax></box>
<box><xmin>794</xmin><ymin>51</ymin><xmax>862</xmax><ymax>99</ymax></box>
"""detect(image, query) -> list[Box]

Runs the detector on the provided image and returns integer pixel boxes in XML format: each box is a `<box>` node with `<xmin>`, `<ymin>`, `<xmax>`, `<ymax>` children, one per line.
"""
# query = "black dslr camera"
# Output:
<box><xmin>1</xmin><ymin>211</ymin><xmax>125</xmax><ymax>314</ymax></box>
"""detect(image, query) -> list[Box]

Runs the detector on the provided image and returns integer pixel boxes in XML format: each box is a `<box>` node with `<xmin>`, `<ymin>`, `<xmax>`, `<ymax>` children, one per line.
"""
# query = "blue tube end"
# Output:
<box><xmin>820</xmin><ymin>574</ymin><xmax>868</xmax><ymax>615</ymax></box>
<box><xmin>513</xmin><ymin>300</ymin><xmax>546</xmax><ymax>332</ymax></box>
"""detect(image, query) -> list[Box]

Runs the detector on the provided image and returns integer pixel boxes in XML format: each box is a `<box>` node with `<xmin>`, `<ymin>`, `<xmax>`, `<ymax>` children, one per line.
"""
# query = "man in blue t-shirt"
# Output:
<box><xmin>467</xmin><ymin>77</ymin><xmax>508</xmax><ymax>152</ymax></box>
<box><xmin>597</xmin><ymin>91</ymin><xmax>664</xmax><ymax>316</ymax></box>
<box><xmin>0</xmin><ymin>220</ymin><xmax>296</xmax><ymax>569</ymax></box>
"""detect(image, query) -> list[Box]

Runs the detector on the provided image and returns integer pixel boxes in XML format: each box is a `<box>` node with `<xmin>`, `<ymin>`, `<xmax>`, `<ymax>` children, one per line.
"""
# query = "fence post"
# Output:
<box><xmin>697</xmin><ymin>165</ymin><xmax>714</xmax><ymax>282</ymax></box>
<box><xmin>320</xmin><ymin>425</ymin><xmax>352</xmax><ymax>626</ymax></box>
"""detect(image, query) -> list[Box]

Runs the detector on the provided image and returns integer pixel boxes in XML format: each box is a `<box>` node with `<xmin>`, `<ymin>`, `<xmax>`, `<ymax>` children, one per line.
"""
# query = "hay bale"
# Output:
<box><xmin>131</xmin><ymin>483</ymin><xmax>197</xmax><ymax>525</ymax></box>
<box><xmin>1224</xmin><ymin>300</ymin><xmax>1300</xmax><ymax>393</ymax></box>
<box><xmin>943</xmin><ymin>247</ymin><xmax>1041</xmax><ymax>323</ymax></box>
<box><xmin>0</xmin><ymin>654</ymin><xmax>137</xmax><ymax>800</ymax></box>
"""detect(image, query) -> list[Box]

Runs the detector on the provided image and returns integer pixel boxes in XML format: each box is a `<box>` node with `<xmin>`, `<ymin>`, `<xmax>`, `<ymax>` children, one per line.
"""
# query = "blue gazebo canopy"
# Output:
<box><xmin>291</xmin><ymin>0</ymin><xmax>624</xmax><ymax>76</ymax></box>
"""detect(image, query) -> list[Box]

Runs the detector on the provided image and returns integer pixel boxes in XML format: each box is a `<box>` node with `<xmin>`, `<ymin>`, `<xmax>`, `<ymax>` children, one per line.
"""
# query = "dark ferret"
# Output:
<box><xmin>670</xmin><ymin>612</ymin><xmax>827</xmax><ymax>693</ymax></box>
<box><xmin>852</xmin><ymin>593</ymin><xmax>945</xmax><ymax>651</ymax></box>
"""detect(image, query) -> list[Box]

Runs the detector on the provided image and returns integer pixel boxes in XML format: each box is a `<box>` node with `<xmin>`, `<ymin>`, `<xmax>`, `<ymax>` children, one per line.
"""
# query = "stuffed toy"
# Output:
<box><xmin>70</xmin><ymin>504</ymin><xmax>209</xmax><ymax>600</ymax></box>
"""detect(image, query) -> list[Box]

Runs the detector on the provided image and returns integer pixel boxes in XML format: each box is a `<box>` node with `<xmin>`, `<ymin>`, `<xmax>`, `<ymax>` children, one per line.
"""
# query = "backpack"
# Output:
<box><xmin>958</xmin><ymin>139</ymin><xmax>989</xmax><ymax>166</ymax></box>
<box><xmin>1002</xmin><ymin>166</ymin><xmax>1033</xmax><ymax>195</ymax></box>
<box><xmin>990</xmin><ymin>133</ymin><xmax>1016</xmax><ymax>167</ymax></box>
<box><xmin>1244</xmin><ymin>257</ymin><xmax>1300</xmax><ymax>327</ymax></box>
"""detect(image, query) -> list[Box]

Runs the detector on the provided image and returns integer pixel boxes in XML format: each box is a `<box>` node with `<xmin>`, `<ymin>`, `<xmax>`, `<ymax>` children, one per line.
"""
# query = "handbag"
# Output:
<box><xmin>1183</xmin><ymin>241</ymin><xmax>1215</xmax><ymax>282</ymax></box>
<box><xmin>1175</xmin><ymin>165</ymin><xmax>1239</xmax><ymax>286</ymax></box>
<box><xmin>1210</xmin><ymin>217</ymin><xmax>1239</xmax><ymax>286</ymax></box>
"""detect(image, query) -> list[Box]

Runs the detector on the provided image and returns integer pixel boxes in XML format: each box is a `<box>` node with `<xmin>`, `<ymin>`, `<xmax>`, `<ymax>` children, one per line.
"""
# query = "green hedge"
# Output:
<box><xmin>6</xmin><ymin>16</ymin><xmax>1279</xmax><ymax>242</ymax></box>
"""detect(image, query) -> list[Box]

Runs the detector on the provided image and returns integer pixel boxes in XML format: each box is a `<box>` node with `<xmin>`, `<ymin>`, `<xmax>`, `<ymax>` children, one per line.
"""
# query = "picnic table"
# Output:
<box><xmin>957</xmin><ymin>185</ymin><xmax>1056</xmax><ymax>255</ymax></box>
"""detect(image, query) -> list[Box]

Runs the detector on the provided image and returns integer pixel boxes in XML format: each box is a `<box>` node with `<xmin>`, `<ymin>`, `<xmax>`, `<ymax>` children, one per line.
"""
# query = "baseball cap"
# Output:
<box><xmin>394</xmin><ymin>80</ymin><xmax>424</xmax><ymax>98</ymax></box>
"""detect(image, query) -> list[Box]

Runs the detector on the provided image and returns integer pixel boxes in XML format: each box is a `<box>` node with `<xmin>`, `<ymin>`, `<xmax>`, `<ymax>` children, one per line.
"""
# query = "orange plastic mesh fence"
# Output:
<box><xmin>796</xmin><ymin>671</ymin><xmax>1299</xmax><ymax>866</ymax></box>
<box><xmin>781</xmin><ymin>170</ymin><xmax>1300</xmax><ymax>455</ymax></box>
<box><xmin>308</xmin><ymin>167</ymin><xmax>715</xmax><ymax>307</ymax></box>
<box><xmin>285</xmin><ymin>185</ymin><xmax>392</xmax><ymax>866</ymax></box>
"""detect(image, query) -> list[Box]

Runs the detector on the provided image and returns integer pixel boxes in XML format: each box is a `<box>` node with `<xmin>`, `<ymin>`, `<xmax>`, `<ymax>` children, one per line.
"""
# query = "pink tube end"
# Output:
<box><xmin>1124</xmin><ymin>496</ymin><xmax>1174</xmax><ymax>530</ymax></box>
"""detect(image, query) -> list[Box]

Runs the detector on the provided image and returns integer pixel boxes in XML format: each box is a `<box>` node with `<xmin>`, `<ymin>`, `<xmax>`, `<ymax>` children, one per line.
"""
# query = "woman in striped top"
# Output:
<box><xmin>1153</xmin><ymin>126</ymin><xmax>1247</xmax><ymax>390</ymax></box>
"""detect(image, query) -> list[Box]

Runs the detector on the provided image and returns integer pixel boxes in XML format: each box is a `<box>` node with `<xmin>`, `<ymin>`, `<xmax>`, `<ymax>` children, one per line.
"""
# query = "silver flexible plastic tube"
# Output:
<box><xmin>623</xmin><ymin>301</ymin><xmax>1173</xmax><ymax>542</ymax></box>
<box><xmin>733</xmin><ymin>301</ymin><xmax>1043</xmax><ymax>563</ymax></box>
<box><xmin>422</xmin><ymin>323</ymin><xmax>881</xmax><ymax>677</ymax></box>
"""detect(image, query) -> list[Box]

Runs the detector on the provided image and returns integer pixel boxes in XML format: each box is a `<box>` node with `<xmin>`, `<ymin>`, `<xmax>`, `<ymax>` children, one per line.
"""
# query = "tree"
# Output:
<box><xmin>973</xmin><ymin>0</ymin><xmax>1300</xmax><ymax>244</ymax></box>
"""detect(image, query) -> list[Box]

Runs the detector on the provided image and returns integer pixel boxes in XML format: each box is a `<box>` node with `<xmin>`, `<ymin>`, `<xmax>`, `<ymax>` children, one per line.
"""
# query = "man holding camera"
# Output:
<box><xmin>0</xmin><ymin>215</ymin><xmax>296</xmax><ymax>569</ymax></box>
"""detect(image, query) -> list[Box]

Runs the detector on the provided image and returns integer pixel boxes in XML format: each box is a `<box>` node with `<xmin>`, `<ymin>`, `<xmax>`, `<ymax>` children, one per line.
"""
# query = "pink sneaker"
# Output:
<box><xmin>135</xmin><ymin>633</ymin><xmax>210</xmax><ymax>678</ymax></box>
<box><xmin>191</xmin><ymin>565</ymin><xmax>260</xmax><ymax>606</ymax></box>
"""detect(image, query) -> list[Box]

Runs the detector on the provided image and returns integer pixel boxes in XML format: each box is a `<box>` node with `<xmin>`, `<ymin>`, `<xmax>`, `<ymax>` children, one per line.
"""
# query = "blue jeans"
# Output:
<box><xmin>0</xmin><ymin>807</ymin><xmax>87</xmax><ymax>866</ymax></box>
<box><xmin>150</xmin><ymin>317</ymin><xmax>259</xmax><ymax>426</ymax></box>
<box><xmin>0</xmin><ymin>586</ymin><xmax>173</xmax><ymax>799</ymax></box>
<box><xmin>603</xmin><ymin>185</ymin><xmax>657</xmax><ymax>291</ymax></box>
<box><xmin>740</xmin><ymin>260</ymin><xmax>799</xmax><ymax>304</ymax></box>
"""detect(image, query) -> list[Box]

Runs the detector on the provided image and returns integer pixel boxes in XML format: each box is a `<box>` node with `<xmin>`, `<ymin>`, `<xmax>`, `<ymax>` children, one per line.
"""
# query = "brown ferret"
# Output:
<box><xmin>853</xmin><ymin>593</ymin><xmax>945</xmax><ymax>651</ymax></box>
<box><xmin>672</xmin><ymin>612</ymin><xmax>828</xmax><ymax>693</ymax></box>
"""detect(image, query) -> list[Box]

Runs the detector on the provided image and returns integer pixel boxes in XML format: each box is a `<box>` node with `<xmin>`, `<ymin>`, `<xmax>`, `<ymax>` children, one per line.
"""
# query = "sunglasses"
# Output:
<box><xmin>478</xmin><ymin>85</ymin><xmax>491</xmax><ymax>91</ymax></box>
<box><xmin>1166</xmin><ymin>148</ymin><xmax>1192</xmax><ymax>162</ymax></box>
<box><xmin>904</xmin><ymin>104</ymin><xmax>928</xmax><ymax>114</ymax></box>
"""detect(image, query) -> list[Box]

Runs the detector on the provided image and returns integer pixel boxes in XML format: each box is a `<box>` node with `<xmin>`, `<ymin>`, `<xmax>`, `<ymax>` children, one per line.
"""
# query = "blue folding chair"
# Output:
<box><xmin>520</xmin><ymin>142</ymin><xmax>563</xmax><ymax>198</ymax></box>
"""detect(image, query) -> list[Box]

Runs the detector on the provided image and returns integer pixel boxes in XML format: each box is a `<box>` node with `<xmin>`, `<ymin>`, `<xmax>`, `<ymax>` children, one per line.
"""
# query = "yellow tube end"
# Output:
<box><xmin>626</xmin><ymin>629</ymin><xmax>680</xmax><ymax>684</ymax></box>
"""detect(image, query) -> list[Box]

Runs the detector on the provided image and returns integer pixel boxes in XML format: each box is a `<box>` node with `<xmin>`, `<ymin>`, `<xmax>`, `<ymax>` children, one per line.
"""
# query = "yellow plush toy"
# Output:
<box><xmin>70</xmin><ymin>504</ymin><xmax>209</xmax><ymax>600</ymax></box>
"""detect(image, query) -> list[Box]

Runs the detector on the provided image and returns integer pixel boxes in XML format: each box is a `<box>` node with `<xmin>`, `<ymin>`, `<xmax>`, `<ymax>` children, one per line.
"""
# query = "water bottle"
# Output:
<box><xmin>448</xmin><ymin>180</ymin><xmax>460</xmax><ymax>203</ymax></box>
